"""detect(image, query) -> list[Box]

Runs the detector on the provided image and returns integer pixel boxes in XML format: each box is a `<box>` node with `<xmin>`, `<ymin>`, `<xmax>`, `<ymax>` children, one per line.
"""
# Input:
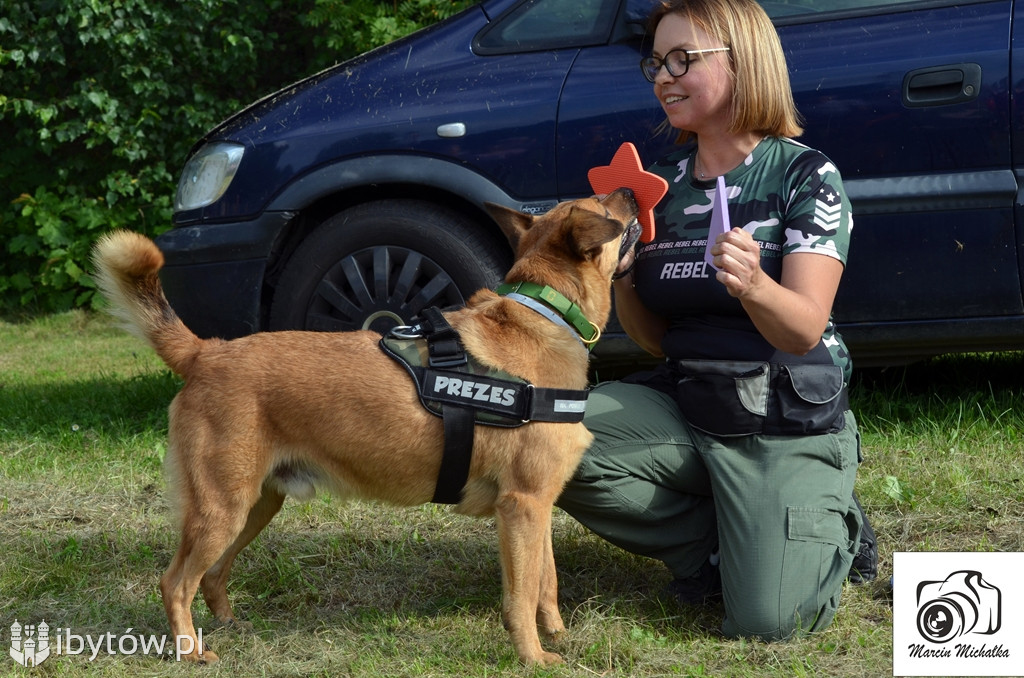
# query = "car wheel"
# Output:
<box><xmin>268</xmin><ymin>200</ymin><xmax>511</xmax><ymax>334</ymax></box>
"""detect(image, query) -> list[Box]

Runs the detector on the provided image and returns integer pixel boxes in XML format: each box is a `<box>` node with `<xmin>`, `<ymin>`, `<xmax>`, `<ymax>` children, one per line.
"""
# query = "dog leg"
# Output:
<box><xmin>161</xmin><ymin>548</ymin><xmax>217</xmax><ymax>663</ymax></box>
<box><xmin>536</xmin><ymin>517</ymin><xmax>565</xmax><ymax>641</ymax></box>
<box><xmin>161</xmin><ymin>498</ymin><xmax>256</xmax><ymax>663</ymax></box>
<box><xmin>496</xmin><ymin>493</ymin><xmax>563</xmax><ymax>667</ymax></box>
<box><xmin>200</xmin><ymin>485</ymin><xmax>286</xmax><ymax>624</ymax></box>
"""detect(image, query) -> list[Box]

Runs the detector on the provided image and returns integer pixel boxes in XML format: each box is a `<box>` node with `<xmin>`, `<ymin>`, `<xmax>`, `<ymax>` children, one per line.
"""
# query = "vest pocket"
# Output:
<box><xmin>771</xmin><ymin>364</ymin><xmax>846</xmax><ymax>435</ymax></box>
<box><xmin>675</xmin><ymin>360</ymin><xmax>769</xmax><ymax>436</ymax></box>
<box><xmin>673</xmin><ymin>360</ymin><xmax>847</xmax><ymax>437</ymax></box>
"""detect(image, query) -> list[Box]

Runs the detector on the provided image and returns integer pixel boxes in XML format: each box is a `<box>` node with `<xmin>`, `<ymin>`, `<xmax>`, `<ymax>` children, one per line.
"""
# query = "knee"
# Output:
<box><xmin>721</xmin><ymin>601</ymin><xmax>788</xmax><ymax>641</ymax></box>
<box><xmin>722</xmin><ymin>591</ymin><xmax>840</xmax><ymax>641</ymax></box>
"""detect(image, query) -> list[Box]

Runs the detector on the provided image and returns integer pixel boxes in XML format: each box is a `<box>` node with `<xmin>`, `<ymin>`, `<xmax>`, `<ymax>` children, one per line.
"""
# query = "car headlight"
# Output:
<box><xmin>174</xmin><ymin>142</ymin><xmax>245</xmax><ymax>212</ymax></box>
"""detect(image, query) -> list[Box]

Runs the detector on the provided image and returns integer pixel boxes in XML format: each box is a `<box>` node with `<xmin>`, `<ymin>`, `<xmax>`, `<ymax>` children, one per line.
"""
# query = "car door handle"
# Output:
<box><xmin>902</xmin><ymin>63</ymin><xmax>982</xmax><ymax>107</ymax></box>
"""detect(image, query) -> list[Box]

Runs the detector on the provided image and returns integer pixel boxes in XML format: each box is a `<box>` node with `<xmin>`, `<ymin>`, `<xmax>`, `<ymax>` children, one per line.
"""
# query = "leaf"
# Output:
<box><xmin>64</xmin><ymin>259</ymin><xmax>84</xmax><ymax>282</ymax></box>
<box><xmin>883</xmin><ymin>475</ymin><xmax>914</xmax><ymax>504</ymax></box>
<box><xmin>36</xmin><ymin>105</ymin><xmax>58</xmax><ymax>125</ymax></box>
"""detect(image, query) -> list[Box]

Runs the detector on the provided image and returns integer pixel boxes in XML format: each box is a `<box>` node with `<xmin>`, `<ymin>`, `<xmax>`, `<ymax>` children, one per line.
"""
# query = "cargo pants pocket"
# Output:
<box><xmin>779</xmin><ymin>506</ymin><xmax>857</xmax><ymax>636</ymax></box>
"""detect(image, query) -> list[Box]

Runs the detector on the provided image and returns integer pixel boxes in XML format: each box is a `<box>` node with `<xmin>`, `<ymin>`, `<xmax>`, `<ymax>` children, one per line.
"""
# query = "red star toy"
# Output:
<box><xmin>588</xmin><ymin>142</ymin><xmax>668</xmax><ymax>243</ymax></box>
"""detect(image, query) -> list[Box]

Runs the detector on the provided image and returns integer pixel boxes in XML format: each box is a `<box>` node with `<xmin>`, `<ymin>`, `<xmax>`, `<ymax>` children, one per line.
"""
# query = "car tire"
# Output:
<box><xmin>268</xmin><ymin>199</ymin><xmax>511</xmax><ymax>334</ymax></box>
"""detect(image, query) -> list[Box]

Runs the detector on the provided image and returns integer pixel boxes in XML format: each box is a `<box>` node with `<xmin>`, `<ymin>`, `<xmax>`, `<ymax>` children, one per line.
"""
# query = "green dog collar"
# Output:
<box><xmin>495</xmin><ymin>281</ymin><xmax>601</xmax><ymax>347</ymax></box>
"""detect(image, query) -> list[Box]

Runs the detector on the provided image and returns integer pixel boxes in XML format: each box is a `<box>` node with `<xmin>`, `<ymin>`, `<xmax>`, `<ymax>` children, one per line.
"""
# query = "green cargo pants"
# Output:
<box><xmin>556</xmin><ymin>381</ymin><xmax>862</xmax><ymax>640</ymax></box>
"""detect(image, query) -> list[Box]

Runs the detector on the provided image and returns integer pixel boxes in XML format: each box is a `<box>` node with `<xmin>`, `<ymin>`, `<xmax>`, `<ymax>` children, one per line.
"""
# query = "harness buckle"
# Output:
<box><xmin>389</xmin><ymin>325</ymin><xmax>423</xmax><ymax>340</ymax></box>
<box><xmin>428</xmin><ymin>353</ymin><xmax>469</xmax><ymax>369</ymax></box>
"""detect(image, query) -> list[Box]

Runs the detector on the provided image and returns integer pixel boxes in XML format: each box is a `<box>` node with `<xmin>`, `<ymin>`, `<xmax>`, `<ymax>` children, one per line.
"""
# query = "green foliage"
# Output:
<box><xmin>0</xmin><ymin>0</ymin><xmax>473</xmax><ymax>313</ymax></box>
<box><xmin>302</xmin><ymin>0</ymin><xmax>473</xmax><ymax>56</ymax></box>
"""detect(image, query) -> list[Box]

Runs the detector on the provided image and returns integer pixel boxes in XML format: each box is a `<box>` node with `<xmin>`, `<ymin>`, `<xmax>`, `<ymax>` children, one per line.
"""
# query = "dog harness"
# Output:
<box><xmin>380</xmin><ymin>299</ymin><xmax>592</xmax><ymax>504</ymax></box>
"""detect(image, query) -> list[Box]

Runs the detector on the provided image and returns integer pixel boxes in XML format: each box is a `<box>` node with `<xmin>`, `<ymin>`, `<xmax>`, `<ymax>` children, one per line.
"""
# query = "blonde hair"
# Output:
<box><xmin>648</xmin><ymin>0</ymin><xmax>803</xmax><ymax>143</ymax></box>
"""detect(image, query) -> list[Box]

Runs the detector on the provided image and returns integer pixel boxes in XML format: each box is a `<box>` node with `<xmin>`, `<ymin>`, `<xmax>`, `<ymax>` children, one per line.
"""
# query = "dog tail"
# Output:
<box><xmin>92</xmin><ymin>230</ymin><xmax>207</xmax><ymax>377</ymax></box>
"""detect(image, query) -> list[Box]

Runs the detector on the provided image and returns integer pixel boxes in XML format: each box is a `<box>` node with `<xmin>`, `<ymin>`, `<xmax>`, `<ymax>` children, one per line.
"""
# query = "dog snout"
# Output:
<box><xmin>602</xmin><ymin>188</ymin><xmax>638</xmax><ymax>218</ymax></box>
<box><xmin>609</xmin><ymin>187</ymin><xmax>636</xmax><ymax>204</ymax></box>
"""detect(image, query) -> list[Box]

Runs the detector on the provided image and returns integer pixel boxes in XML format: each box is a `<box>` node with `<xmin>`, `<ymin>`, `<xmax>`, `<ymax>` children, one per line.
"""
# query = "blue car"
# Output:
<box><xmin>158</xmin><ymin>0</ymin><xmax>1023</xmax><ymax>368</ymax></box>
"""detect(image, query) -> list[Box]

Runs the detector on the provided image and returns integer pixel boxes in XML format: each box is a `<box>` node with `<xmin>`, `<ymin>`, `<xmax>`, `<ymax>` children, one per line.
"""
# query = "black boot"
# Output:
<box><xmin>665</xmin><ymin>551</ymin><xmax>722</xmax><ymax>605</ymax></box>
<box><xmin>849</xmin><ymin>493</ymin><xmax>878</xmax><ymax>584</ymax></box>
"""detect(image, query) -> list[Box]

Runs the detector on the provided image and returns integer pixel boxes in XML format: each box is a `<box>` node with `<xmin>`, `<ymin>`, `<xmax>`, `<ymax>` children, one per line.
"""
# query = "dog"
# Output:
<box><xmin>91</xmin><ymin>189</ymin><xmax>639</xmax><ymax>666</ymax></box>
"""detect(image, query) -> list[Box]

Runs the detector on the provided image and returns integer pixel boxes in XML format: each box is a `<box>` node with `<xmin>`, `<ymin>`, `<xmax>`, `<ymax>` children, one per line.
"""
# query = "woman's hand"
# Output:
<box><xmin>710</xmin><ymin>227</ymin><xmax>765</xmax><ymax>298</ymax></box>
<box><xmin>710</xmin><ymin>228</ymin><xmax>844</xmax><ymax>356</ymax></box>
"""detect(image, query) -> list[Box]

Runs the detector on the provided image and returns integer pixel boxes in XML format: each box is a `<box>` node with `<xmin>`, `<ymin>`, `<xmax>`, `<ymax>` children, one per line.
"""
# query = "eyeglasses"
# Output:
<box><xmin>639</xmin><ymin>47</ymin><xmax>730</xmax><ymax>83</ymax></box>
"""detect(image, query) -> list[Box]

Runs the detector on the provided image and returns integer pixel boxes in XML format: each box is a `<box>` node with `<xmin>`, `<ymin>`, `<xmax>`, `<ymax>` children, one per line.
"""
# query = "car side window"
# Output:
<box><xmin>474</xmin><ymin>0</ymin><xmax>620</xmax><ymax>54</ymax></box>
<box><xmin>759</xmin><ymin>0</ymin><xmax>941</xmax><ymax>19</ymax></box>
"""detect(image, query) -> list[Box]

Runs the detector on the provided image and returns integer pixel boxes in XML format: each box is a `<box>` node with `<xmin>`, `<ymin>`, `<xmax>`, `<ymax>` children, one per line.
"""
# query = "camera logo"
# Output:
<box><xmin>916</xmin><ymin>570</ymin><xmax>1001</xmax><ymax>644</ymax></box>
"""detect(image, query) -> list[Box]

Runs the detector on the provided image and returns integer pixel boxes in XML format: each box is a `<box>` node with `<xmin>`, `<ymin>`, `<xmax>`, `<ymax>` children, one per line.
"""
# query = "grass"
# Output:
<box><xmin>1</xmin><ymin>311</ymin><xmax>1022</xmax><ymax>676</ymax></box>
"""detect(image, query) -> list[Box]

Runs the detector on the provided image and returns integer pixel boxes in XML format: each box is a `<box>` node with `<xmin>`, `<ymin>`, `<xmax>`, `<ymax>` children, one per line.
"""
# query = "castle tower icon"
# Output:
<box><xmin>10</xmin><ymin>619</ymin><xmax>51</xmax><ymax>667</ymax></box>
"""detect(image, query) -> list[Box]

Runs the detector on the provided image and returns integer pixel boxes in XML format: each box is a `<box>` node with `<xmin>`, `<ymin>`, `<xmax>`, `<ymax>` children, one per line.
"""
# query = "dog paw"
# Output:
<box><xmin>535</xmin><ymin>651</ymin><xmax>563</xmax><ymax>667</ymax></box>
<box><xmin>538</xmin><ymin>615</ymin><xmax>565</xmax><ymax>638</ymax></box>
<box><xmin>222</xmin><ymin>618</ymin><xmax>255</xmax><ymax>633</ymax></box>
<box><xmin>544</xmin><ymin>627</ymin><xmax>566</xmax><ymax>644</ymax></box>
<box><xmin>187</xmin><ymin>646</ymin><xmax>220</xmax><ymax>664</ymax></box>
<box><xmin>537</xmin><ymin>619</ymin><xmax>566</xmax><ymax>644</ymax></box>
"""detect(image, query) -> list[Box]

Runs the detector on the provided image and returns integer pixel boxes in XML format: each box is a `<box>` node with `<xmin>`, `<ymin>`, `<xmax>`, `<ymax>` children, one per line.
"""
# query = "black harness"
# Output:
<box><xmin>380</xmin><ymin>306</ymin><xmax>589</xmax><ymax>504</ymax></box>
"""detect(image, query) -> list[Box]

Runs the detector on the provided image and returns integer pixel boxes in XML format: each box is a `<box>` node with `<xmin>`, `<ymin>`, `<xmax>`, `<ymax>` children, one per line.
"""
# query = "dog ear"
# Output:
<box><xmin>568</xmin><ymin>207</ymin><xmax>625</xmax><ymax>259</ymax></box>
<box><xmin>485</xmin><ymin>202</ymin><xmax>533</xmax><ymax>251</ymax></box>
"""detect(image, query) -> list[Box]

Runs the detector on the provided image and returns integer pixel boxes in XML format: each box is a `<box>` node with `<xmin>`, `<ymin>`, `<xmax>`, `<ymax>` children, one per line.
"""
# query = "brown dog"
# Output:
<box><xmin>91</xmin><ymin>189</ymin><xmax>638</xmax><ymax>666</ymax></box>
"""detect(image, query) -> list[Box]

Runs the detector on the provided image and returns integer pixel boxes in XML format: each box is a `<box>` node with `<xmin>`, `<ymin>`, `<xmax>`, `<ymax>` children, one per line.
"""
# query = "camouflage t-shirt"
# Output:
<box><xmin>633</xmin><ymin>136</ymin><xmax>854</xmax><ymax>380</ymax></box>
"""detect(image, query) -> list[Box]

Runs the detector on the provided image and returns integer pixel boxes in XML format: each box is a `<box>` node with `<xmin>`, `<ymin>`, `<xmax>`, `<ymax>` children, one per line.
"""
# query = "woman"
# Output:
<box><xmin>557</xmin><ymin>0</ymin><xmax>870</xmax><ymax>640</ymax></box>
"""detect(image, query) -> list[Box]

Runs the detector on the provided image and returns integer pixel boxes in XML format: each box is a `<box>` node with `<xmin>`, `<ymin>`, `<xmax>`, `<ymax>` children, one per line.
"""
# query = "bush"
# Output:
<box><xmin>0</xmin><ymin>0</ymin><xmax>472</xmax><ymax>313</ymax></box>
